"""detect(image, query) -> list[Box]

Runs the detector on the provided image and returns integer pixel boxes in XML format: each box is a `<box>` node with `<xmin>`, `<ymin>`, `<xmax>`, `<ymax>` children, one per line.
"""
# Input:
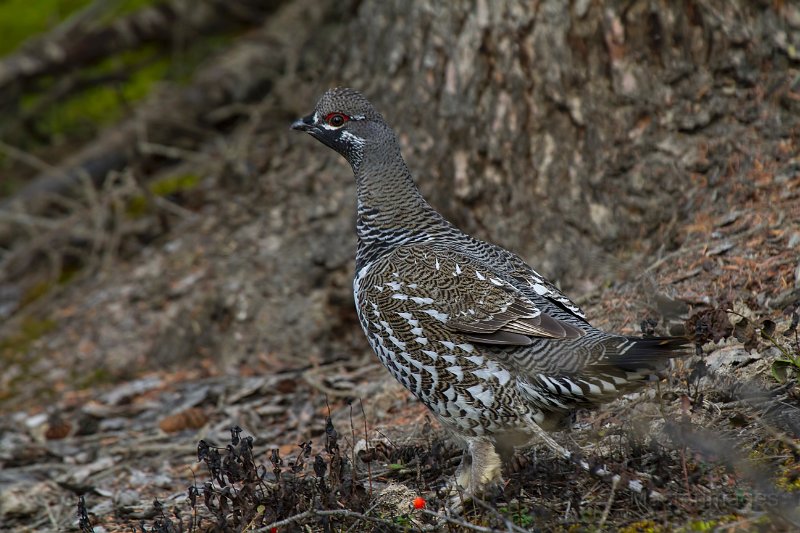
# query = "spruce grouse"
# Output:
<box><xmin>291</xmin><ymin>87</ymin><xmax>689</xmax><ymax>499</ymax></box>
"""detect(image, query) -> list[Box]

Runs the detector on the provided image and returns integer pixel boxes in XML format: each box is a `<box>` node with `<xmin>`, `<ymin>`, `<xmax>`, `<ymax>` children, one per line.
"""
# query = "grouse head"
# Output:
<box><xmin>291</xmin><ymin>88</ymin><xmax>389</xmax><ymax>170</ymax></box>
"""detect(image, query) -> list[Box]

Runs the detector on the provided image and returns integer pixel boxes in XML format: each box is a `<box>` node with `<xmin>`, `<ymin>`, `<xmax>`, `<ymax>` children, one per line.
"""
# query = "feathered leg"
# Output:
<box><xmin>450</xmin><ymin>437</ymin><xmax>502</xmax><ymax>507</ymax></box>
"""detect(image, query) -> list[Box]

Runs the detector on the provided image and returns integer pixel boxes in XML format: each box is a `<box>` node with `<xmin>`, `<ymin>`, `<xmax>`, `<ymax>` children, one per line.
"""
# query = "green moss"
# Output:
<box><xmin>19</xmin><ymin>280</ymin><xmax>54</xmax><ymax>307</ymax></box>
<box><xmin>105</xmin><ymin>0</ymin><xmax>162</xmax><ymax>20</ymax></box>
<box><xmin>26</xmin><ymin>47</ymin><xmax>171</xmax><ymax>139</ymax></box>
<box><xmin>0</xmin><ymin>0</ymin><xmax>166</xmax><ymax>58</ymax></box>
<box><xmin>20</xmin><ymin>317</ymin><xmax>56</xmax><ymax>342</ymax></box>
<box><xmin>392</xmin><ymin>514</ymin><xmax>411</xmax><ymax>527</ymax></box>
<box><xmin>686</xmin><ymin>519</ymin><xmax>718</xmax><ymax>531</ymax></box>
<box><xmin>746</xmin><ymin>439</ymin><xmax>800</xmax><ymax>494</ymax></box>
<box><xmin>5</xmin><ymin>2</ymin><xmax>237</xmax><ymax>152</ymax></box>
<box><xmin>126</xmin><ymin>194</ymin><xmax>149</xmax><ymax>217</ymax></box>
<box><xmin>22</xmin><ymin>31</ymin><xmax>232</xmax><ymax>141</ymax></box>
<box><xmin>58</xmin><ymin>264</ymin><xmax>81</xmax><ymax>285</ymax></box>
<box><xmin>498</xmin><ymin>505</ymin><xmax>534</xmax><ymax>528</ymax></box>
<box><xmin>16</xmin><ymin>264</ymin><xmax>82</xmax><ymax>308</ymax></box>
<box><xmin>0</xmin><ymin>316</ymin><xmax>57</xmax><ymax>358</ymax></box>
<box><xmin>0</xmin><ymin>158</ymin><xmax>26</xmax><ymax>198</ymax></box>
<box><xmin>16</xmin><ymin>317</ymin><xmax>55</xmax><ymax>346</ymax></box>
<box><xmin>680</xmin><ymin>514</ymin><xmax>745</xmax><ymax>532</ymax></box>
<box><xmin>74</xmin><ymin>366</ymin><xmax>115</xmax><ymax>389</ymax></box>
<box><xmin>0</xmin><ymin>0</ymin><xmax>90</xmax><ymax>57</ymax></box>
<box><xmin>149</xmin><ymin>173</ymin><xmax>201</xmax><ymax>196</ymax></box>
<box><xmin>619</xmin><ymin>520</ymin><xmax>667</xmax><ymax>533</ymax></box>
<box><xmin>777</xmin><ymin>474</ymin><xmax>800</xmax><ymax>492</ymax></box>
<box><xmin>1</xmin><ymin>1</ymin><xmax>174</xmax><ymax>143</ymax></box>
<box><xmin>0</xmin><ymin>314</ymin><xmax>58</xmax><ymax>405</ymax></box>
<box><xmin>125</xmin><ymin>173</ymin><xmax>202</xmax><ymax>217</ymax></box>
<box><xmin>776</xmin><ymin>454</ymin><xmax>800</xmax><ymax>492</ymax></box>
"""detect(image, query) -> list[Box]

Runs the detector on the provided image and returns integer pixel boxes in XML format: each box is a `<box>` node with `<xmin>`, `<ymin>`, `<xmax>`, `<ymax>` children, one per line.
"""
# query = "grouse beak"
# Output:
<box><xmin>291</xmin><ymin>113</ymin><xmax>316</xmax><ymax>132</ymax></box>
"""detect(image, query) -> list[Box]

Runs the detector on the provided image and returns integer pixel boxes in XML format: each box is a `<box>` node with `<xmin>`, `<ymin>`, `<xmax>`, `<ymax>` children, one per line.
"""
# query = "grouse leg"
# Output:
<box><xmin>449</xmin><ymin>437</ymin><xmax>502</xmax><ymax>508</ymax></box>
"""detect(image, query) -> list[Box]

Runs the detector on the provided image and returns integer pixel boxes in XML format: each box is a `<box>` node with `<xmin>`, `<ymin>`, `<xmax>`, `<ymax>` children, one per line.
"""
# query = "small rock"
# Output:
<box><xmin>705</xmin><ymin>343</ymin><xmax>760</xmax><ymax>373</ymax></box>
<box><xmin>0</xmin><ymin>482</ymin><xmax>54</xmax><ymax>518</ymax></box>
<box><xmin>99</xmin><ymin>418</ymin><xmax>128</xmax><ymax>432</ymax></box>
<box><xmin>87</xmin><ymin>499</ymin><xmax>114</xmax><ymax>519</ymax></box>
<box><xmin>373</xmin><ymin>483</ymin><xmax>419</xmax><ymax>517</ymax></box>
<box><xmin>574</xmin><ymin>0</ymin><xmax>591</xmax><ymax>17</ymax></box>
<box><xmin>795</xmin><ymin>260</ymin><xmax>800</xmax><ymax>289</ymax></box>
<box><xmin>115</xmin><ymin>489</ymin><xmax>141</xmax><ymax>507</ymax></box>
<box><xmin>716</xmin><ymin>211</ymin><xmax>742</xmax><ymax>227</ymax></box>
<box><xmin>706</xmin><ymin>241</ymin><xmax>734</xmax><ymax>256</ymax></box>
<box><xmin>129</xmin><ymin>469</ymin><xmax>173</xmax><ymax>488</ymax></box>
<box><xmin>63</xmin><ymin>456</ymin><xmax>116</xmax><ymax>485</ymax></box>
<box><xmin>0</xmin><ymin>284</ymin><xmax>22</xmax><ymax>320</ymax></box>
<box><xmin>0</xmin><ymin>484</ymin><xmax>36</xmax><ymax>518</ymax></box>
<box><xmin>589</xmin><ymin>202</ymin><xmax>617</xmax><ymax>238</ymax></box>
<box><xmin>654</xmin><ymin>293</ymin><xmax>689</xmax><ymax>320</ymax></box>
<box><xmin>768</xmin><ymin>288</ymin><xmax>800</xmax><ymax>309</ymax></box>
<box><xmin>102</xmin><ymin>377</ymin><xmax>163</xmax><ymax>406</ymax></box>
<box><xmin>24</xmin><ymin>412</ymin><xmax>48</xmax><ymax>430</ymax></box>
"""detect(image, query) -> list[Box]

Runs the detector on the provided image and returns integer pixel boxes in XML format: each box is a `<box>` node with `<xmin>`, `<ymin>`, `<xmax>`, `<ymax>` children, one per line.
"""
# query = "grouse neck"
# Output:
<box><xmin>355</xmin><ymin>144</ymin><xmax>440</xmax><ymax>221</ymax></box>
<box><xmin>353</xmin><ymin>145</ymin><xmax>449</xmax><ymax>262</ymax></box>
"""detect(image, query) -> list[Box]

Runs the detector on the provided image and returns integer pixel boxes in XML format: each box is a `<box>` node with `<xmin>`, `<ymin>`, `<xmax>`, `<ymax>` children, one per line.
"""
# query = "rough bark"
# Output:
<box><xmin>302</xmin><ymin>0</ymin><xmax>797</xmax><ymax>284</ymax></box>
<box><xmin>259</xmin><ymin>0</ymin><xmax>798</xmax><ymax>361</ymax></box>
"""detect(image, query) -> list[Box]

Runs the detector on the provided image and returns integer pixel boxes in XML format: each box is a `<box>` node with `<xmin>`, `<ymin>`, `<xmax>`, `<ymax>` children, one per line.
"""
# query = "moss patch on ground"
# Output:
<box><xmin>0</xmin><ymin>0</ymin><xmax>162</xmax><ymax>57</ymax></box>
<box><xmin>1</xmin><ymin>0</ymin><xmax>232</xmax><ymax>153</ymax></box>
<box><xmin>0</xmin><ymin>0</ymin><xmax>89</xmax><ymax>57</ymax></box>
<box><xmin>126</xmin><ymin>172</ymin><xmax>203</xmax><ymax>216</ymax></box>
<box><xmin>0</xmin><ymin>316</ymin><xmax>56</xmax><ymax>403</ymax></box>
<box><xmin>21</xmin><ymin>46</ymin><xmax>171</xmax><ymax>141</ymax></box>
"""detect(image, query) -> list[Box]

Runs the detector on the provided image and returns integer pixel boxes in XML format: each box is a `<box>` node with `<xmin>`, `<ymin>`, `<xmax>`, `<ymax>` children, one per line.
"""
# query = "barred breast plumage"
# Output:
<box><xmin>292</xmin><ymin>87</ymin><xmax>690</xmax><ymax>500</ymax></box>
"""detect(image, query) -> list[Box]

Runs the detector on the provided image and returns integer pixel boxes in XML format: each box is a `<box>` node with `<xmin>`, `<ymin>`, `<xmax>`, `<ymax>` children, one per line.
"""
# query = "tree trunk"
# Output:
<box><xmin>299</xmin><ymin>0</ymin><xmax>793</xmax><ymax>282</ymax></box>
<box><xmin>262</xmin><ymin>0</ymin><xmax>797</xmax><ymax>360</ymax></box>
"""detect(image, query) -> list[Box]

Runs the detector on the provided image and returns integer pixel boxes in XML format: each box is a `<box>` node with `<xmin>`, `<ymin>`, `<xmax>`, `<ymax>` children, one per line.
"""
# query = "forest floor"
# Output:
<box><xmin>1</xmin><ymin>140</ymin><xmax>798</xmax><ymax>532</ymax></box>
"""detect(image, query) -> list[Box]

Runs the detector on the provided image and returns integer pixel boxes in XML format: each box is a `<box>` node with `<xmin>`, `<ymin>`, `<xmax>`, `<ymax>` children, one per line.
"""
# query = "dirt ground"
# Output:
<box><xmin>1</xmin><ymin>125</ymin><xmax>798</xmax><ymax>531</ymax></box>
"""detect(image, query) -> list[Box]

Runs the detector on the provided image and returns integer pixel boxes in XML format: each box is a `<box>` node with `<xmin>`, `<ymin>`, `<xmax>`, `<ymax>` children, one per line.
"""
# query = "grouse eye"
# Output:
<box><xmin>325</xmin><ymin>112</ymin><xmax>348</xmax><ymax>128</ymax></box>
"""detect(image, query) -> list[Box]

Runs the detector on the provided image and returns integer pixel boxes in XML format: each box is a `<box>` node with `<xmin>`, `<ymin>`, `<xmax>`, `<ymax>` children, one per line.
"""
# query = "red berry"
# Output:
<box><xmin>413</xmin><ymin>496</ymin><xmax>426</xmax><ymax>509</ymax></box>
<box><xmin>270</xmin><ymin>528</ymin><xmax>277</xmax><ymax>533</ymax></box>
